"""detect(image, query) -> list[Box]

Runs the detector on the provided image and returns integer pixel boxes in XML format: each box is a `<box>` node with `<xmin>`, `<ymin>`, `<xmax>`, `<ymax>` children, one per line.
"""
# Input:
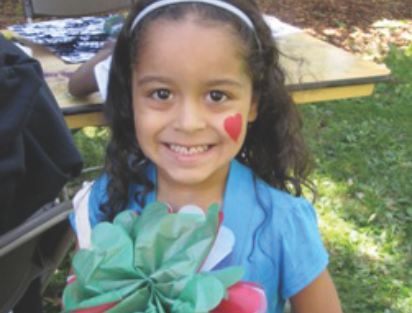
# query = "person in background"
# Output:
<box><xmin>68</xmin><ymin>40</ymin><xmax>113</xmax><ymax>100</ymax></box>
<box><xmin>68</xmin><ymin>14</ymin><xmax>124</xmax><ymax>100</ymax></box>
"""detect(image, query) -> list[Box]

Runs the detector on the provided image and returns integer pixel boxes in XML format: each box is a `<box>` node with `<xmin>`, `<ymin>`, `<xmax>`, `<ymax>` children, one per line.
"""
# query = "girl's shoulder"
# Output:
<box><xmin>256</xmin><ymin>177</ymin><xmax>319</xmax><ymax>237</ymax></box>
<box><xmin>89</xmin><ymin>162</ymin><xmax>156</xmax><ymax>208</ymax></box>
<box><xmin>89</xmin><ymin>173</ymin><xmax>110</xmax><ymax>203</ymax></box>
<box><xmin>89</xmin><ymin>173</ymin><xmax>147</xmax><ymax>211</ymax></box>
<box><xmin>229</xmin><ymin>160</ymin><xmax>320</xmax><ymax>239</ymax></box>
<box><xmin>257</xmin><ymin>177</ymin><xmax>316</xmax><ymax>221</ymax></box>
<box><xmin>232</xmin><ymin>160</ymin><xmax>317</xmax><ymax>223</ymax></box>
<box><xmin>260</xmin><ymin>182</ymin><xmax>328</xmax><ymax>300</ymax></box>
<box><xmin>228</xmin><ymin>161</ymin><xmax>328</xmax><ymax>300</ymax></box>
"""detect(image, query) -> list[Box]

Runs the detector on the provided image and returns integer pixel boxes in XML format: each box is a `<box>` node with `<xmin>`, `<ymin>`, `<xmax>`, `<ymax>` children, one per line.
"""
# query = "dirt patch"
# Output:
<box><xmin>258</xmin><ymin>0</ymin><xmax>412</xmax><ymax>60</ymax></box>
<box><xmin>259</xmin><ymin>0</ymin><xmax>411</xmax><ymax>30</ymax></box>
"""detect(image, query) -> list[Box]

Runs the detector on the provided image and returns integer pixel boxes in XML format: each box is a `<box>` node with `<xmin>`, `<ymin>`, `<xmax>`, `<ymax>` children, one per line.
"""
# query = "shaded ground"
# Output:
<box><xmin>1</xmin><ymin>0</ymin><xmax>411</xmax><ymax>60</ymax></box>
<box><xmin>259</xmin><ymin>0</ymin><xmax>411</xmax><ymax>30</ymax></box>
<box><xmin>258</xmin><ymin>0</ymin><xmax>412</xmax><ymax>60</ymax></box>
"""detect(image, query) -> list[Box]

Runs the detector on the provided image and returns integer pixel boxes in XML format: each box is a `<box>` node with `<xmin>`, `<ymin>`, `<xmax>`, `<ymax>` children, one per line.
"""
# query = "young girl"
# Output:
<box><xmin>70</xmin><ymin>0</ymin><xmax>343</xmax><ymax>312</ymax></box>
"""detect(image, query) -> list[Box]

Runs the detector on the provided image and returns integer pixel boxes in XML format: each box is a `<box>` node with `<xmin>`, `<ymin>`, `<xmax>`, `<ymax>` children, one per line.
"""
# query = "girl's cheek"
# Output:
<box><xmin>223</xmin><ymin>113</ymin><xmax>242</xmax><ymax>142</ymax></box>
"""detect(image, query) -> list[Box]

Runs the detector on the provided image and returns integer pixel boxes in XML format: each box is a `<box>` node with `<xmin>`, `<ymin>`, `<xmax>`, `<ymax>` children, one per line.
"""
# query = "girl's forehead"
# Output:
<box><xmin>144</xmin><ymin>13</ymin><xmax>236</xmax><ymax>38</ymax></box>
<box><xmin>139</xmin><ymin>15</ymin><xmax>243</xmax><ymax>57</ymax></box>
<box><xmin>132</xmin><ymin>16</ymin><xmax>251</xmax><ymax>85</ymax></box>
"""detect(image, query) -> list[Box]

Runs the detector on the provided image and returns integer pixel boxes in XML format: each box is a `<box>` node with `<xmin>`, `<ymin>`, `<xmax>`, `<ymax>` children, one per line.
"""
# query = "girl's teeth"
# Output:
<box><xmin>169</xmin><ymin>144</ymin><xmax>208</xmax><ymax>155</ymax></box>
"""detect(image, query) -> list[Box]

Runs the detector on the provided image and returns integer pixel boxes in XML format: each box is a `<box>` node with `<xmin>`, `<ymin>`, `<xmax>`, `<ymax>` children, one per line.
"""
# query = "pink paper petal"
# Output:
<box><xmin>211</xmin><ymin>282</ymin><xmax>267</xmax><ymax>313</ymax></box>
<box><xmin>67</xmin><ymin>275</ymin><xmax>76</xmax><ymax>284</ymax></box>
<box><xmin>219</xmin><ymin>211</ymin><xmax>224</xmax><ymax>222</ymax></box>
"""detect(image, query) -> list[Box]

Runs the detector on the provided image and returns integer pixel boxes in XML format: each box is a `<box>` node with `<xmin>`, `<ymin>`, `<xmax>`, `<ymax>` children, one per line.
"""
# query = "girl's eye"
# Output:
<box><xmin>152</xmin><ymin>89</ymin><xmax>172</xmax><ymax>100</ymax></box>
<box><xmin>208</xmin><ymin>90</ymin><xmax>228</xmax><ymax>103</ymax></box>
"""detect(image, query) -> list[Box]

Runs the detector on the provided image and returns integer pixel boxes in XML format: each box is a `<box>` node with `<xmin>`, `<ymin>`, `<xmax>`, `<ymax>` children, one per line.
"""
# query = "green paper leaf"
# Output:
<box><xmin>174</xmin><ymin>275</ymin><xmax>225</xmax><ymax>313</ymax></box>
<box><xmin>113</xmin><ymin>210</ymin><xmax>139</xmax><ymax>239</ymax></box>
<box><xmin>104</xmin><ymin>287</ymin><xmax>151</xmax><ymax>313</ymax></box>
<box><xmin>207</xmin><ymin>266</ymin><xmax>245</xmax><ymax>288</ymax></box>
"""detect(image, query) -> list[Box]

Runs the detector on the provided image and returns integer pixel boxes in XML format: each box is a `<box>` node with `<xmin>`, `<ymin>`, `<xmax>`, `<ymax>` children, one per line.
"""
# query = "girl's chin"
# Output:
<box><xmin>160</xmin><ymin>169</ymin><xmax>214</xmax><ymax>186</ymax></box>
<box><xmin>157</xmin><ymin>162</ymin><xmax>230</xmax><ymax>189</ymax></box>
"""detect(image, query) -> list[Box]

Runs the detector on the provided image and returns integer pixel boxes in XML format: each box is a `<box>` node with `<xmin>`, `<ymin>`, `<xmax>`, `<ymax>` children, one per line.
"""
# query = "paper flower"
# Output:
<box><xmin>63</xmin><ymin>202</ymin><xmax>246</xmax><ymax>313</ymax></box>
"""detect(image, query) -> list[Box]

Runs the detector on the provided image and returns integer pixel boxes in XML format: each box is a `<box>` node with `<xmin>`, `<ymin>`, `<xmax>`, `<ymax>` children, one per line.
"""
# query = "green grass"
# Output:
<box><xmin>299</xmin><ymin>45</ymin><xmax>412</xmax><ymax>313</ymax></box>
<box><xmin>43</xmin><ymin>46</ymin><xmax>412</xmax><ymax>312</ymax></box>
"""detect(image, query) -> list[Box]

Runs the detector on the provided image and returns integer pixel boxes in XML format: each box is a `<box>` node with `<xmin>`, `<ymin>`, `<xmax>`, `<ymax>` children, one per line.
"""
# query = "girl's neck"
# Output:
<box><xmin>156</xmin><ymin>167</ymin><xmax>230</xmax><ymax>213</ymax></box>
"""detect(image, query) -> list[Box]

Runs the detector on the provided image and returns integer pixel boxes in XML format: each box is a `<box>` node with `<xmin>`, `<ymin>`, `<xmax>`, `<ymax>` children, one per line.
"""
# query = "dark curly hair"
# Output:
<box><xmin>102</xmin><ymin>0</ymin><xmax>314</xmax><ymax>221</ymax></box>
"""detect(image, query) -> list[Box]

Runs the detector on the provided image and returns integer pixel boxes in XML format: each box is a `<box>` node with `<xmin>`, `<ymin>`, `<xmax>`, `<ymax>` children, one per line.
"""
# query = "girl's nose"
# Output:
<box><xmin>173</xmin><ymin>99</ymin><xmax>206</xmax><ymax>133</ymax></box>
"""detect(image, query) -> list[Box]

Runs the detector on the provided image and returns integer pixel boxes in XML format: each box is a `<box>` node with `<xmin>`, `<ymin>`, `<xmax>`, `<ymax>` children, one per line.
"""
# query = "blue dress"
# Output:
<box><xmin>70</xmin><ymin>159</ymin><xmax>328</xmax><ymax>313</ymax></box>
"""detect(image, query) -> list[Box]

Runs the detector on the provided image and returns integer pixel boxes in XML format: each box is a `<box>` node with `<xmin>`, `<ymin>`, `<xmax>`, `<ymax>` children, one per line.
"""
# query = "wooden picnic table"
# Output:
<box><xmin>3</xmin><ymin>29</ymin><xmax>390</xmax><ymax>129</ymax></box>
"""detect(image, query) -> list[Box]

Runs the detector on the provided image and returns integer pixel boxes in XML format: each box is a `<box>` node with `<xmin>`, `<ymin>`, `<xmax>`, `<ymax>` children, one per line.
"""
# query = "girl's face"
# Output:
<box><xmin>132</xmin><ymin>16</ymin><xmax>257</xmax><ymax>190</ymax></box>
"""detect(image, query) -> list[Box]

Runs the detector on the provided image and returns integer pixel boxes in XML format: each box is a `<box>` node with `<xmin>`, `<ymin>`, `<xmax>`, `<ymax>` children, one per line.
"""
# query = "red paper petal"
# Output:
<box><xmin>211</xmin><ymin>283</ymin><xmax>267</xmax><ymax>313</ymax></box>
<box><xmin>70</xmin><ymin>302</ymin><xmax>118</xmax><ymax>313</ymax></box>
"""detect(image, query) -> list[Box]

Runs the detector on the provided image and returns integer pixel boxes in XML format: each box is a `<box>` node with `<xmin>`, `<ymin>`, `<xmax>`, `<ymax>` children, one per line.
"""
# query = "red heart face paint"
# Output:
<box><xmin>224</xmin><ymin>114</ymin><xmax>242</xmax><ymax>142</ymax></box>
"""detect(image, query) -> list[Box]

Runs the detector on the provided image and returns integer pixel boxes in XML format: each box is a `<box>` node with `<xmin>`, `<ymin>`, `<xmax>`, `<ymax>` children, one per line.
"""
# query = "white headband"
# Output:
<box><xmin>130</xmin><ymin>0</ymin><xmax>255</xmax><ymax>33</ymax></box>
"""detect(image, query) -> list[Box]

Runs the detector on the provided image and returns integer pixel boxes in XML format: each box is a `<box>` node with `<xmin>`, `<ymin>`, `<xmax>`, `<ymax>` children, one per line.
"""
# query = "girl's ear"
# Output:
<box><xmin>247</xmin><ymin>98</ymin><xmax>258</xmax><ymax>122</ymax></box>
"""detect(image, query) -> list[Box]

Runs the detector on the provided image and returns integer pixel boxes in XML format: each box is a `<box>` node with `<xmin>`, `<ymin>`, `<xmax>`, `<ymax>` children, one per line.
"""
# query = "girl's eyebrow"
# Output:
<box><xmin>136</xmin><ymin>76</ymin><xmax>244</xmax><ymax>88</ymax></box>
<box><xmin>206</xmin><ymin>79</ymin><xmax>243</xmax><ymax>88</ymax></box>
<box><xmin>136</xmin><ymin>75</ymin><xmax>173</xmax><ymax>86</ymax></box>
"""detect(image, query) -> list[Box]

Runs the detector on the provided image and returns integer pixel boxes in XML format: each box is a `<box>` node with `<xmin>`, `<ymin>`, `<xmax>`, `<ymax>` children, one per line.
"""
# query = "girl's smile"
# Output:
<box><xmin>132</xmin><ymin>15</ymin><xmax>257</xmax><ymax>192</ymax></box>
<box><xmin>164</xmin><ymin>143</ymin><xmax>212</xmax><ymax>156</ymax></box>
<box><xmin>162</xmin><ymin>142</ymin><xmax>215</xmax><ymax>163</ymax></box>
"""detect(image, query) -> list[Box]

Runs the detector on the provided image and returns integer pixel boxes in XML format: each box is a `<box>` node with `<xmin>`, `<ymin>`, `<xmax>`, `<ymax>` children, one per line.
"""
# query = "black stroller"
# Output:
<box><xmin>0</xmin><ymin>35</ymin><xmax>83</xmax><ymax>313</ymax></box>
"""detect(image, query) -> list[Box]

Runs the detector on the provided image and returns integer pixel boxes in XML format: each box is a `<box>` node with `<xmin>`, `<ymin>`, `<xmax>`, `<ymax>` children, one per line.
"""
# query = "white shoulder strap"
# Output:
<box><xmin>72</xmin><ymin>181</ymin><xmax>94</xmax><ymax>250</ymax></box>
